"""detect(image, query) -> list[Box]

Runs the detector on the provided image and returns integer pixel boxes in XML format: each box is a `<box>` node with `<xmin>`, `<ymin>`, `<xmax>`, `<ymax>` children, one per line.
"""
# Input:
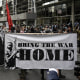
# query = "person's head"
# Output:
<box><xmin>20</xmin><ymin>26</ymin><xmax>24</xmax><ymax>31</ymax></box>
<box><xmin>58</xmin><ymin>29</ymin><xmax>62</xmax><ymax>33</ymax></box>
<box><xmin>7</xmin><ymin>42</ymin><xmax>13</xmax><ymax>51</ymax></box>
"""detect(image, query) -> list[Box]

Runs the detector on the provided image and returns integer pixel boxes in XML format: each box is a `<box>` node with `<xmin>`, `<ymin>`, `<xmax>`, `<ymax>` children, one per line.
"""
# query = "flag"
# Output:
<box><xmin>6</xmin><ymin>0</ymin><xmax>13</xmax><ymax>30</ymax></box>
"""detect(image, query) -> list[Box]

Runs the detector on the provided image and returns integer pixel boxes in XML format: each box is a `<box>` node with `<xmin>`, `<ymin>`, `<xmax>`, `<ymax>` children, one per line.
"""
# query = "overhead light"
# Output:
<box><xmin>42</xmin><ymin>0</ymin><xmax>58</xmax><ymax>6</ymax></box>
<box><xmin>42</xmin><ymin>2</ymin><xmax>50</xmax><ymax>6</ymax></box>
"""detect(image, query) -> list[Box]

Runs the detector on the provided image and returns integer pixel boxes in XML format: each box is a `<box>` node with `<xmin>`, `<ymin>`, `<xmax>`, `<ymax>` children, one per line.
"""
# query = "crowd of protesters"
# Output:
<box><xmin>11</xmin><ymin>23</ymin><xmax>73</xmax><ymax>33</ymax></box>
<box><xmin>0</xmin><ymin>21</ymin><xmax>79</xmax><ymax>34</ymax></box>
<box><xmin>0</xmin><ymin>24</ymin><xmax>71</xmax><ymax>34</ymax></box>
<box><xmin>0</xmin><ymin>21</ymin><xmax>80</xmax><ymax>54</ymax></box>
<box><xmin>0</xmin><ymin>21</ymin><xmax>80</xmax><ymax>80</ymax></box>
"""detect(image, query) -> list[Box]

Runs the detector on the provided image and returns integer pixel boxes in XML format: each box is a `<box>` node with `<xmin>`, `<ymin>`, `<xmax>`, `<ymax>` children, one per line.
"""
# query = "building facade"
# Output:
<box><xmin>0</xmin><ymin>0</ymin><xmax>36</xmax><ymax>26</ymax></box>
<box><xmin>36</xmin><ymin>0</ymin><xmax>80</xmax><ymax>27</ymax></box>
<box><xmin>36</xmin><ymin>0</ymin><xmax>72</xmax><ymax>26</ymax></box>
<box><xmin>0</xmin><ymin>0</ymin><xmax>80</xmax><ymax>27</ymax></box>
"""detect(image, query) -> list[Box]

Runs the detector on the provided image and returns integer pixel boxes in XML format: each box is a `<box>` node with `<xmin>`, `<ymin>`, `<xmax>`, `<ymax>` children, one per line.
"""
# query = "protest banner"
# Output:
<box><xmin>5</xmin><ymin>33</ymin><xmax>77</xmax><ymax>69</ymax></box>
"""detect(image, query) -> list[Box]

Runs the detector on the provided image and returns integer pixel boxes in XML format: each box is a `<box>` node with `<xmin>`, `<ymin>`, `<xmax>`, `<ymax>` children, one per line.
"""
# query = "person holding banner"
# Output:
<box><xmin>5</xmin><ymin>42</ymin><xmax>15</xmax><ymax>68</ymax></box>
<box><xmin>73</xmin><ymin>24</ymin><xmax>80</xmax><ymax>54</ymax></box>
<box><xmin>5</xmin><ymin>42</ymin><xmax>19</xmax><ymax>69</ymax></box>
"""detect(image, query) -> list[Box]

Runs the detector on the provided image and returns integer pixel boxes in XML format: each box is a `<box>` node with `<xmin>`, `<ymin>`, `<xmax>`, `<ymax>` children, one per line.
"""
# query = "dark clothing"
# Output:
<box><xmin>41</xmin><ymin>69</ymin><xmax>44</xmax><ymax>80</ymax></box>
<box><xmin>31</xmin><ymin>27</ymin><xmax>35</xmax><ymax>33</ymax></box>
<box><xmin>78</xmin><ymin>40</ymin><xmax>80</xmax><ymax>53</ymax></box>
<box><xmin>0</xmin><ymin>37</ymin><xmax>4</xmax><ymax>65</ymax></box>
<box><xmin>78</xmin><ymin>40</ymin><xmax>80</xmax><ymax>47</ymax></box>
<box><xmin>47</xmin><ymin>71</ymin><xmax>59</xmax><ymax>80</ymax></box>
<box><xmin>11</xmin><ymin>27</ymin><xmax>15</xmax><ymax>33</ymax></box>
<box><xmin>7</xmin><ymin>56</ymin><xmax>15</xmax><ymax>67</ymax></box>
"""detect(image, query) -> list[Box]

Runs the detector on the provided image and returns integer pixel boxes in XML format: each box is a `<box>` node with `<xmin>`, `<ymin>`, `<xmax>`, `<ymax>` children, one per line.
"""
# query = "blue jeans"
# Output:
<box><xmin>47</xmin><ymin>71</ymin><xmax>59</xmax><ymax>80</ymax></box>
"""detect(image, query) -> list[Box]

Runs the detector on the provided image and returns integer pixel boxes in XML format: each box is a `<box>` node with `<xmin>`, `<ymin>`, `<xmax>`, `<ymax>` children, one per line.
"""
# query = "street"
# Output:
<box><xmin>0</xmin><ymin>69</ymin><xmax>78</xmax><ymax>80</ymax></box>
<box><xmin>0</xmin><ymin>54</ymin><xmax>79</xmax><ymax>80</ymax></box>
<box><xmin>0</xmin><ymin>63</ymin><xmax>79</xmax><ymax>80</ymax></box>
